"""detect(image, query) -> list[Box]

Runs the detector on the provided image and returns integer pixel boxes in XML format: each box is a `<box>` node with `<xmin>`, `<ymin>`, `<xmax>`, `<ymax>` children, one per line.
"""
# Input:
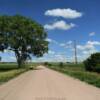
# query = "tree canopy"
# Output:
<box><xmin>84</xmin><ymin>52</ymin><xmax>100</xmax><ymax>73</ymax></box>
<box><xmin>0</xmin><ymin>15</ymin><xmax>48</xmax><ymax>67</ymax></box>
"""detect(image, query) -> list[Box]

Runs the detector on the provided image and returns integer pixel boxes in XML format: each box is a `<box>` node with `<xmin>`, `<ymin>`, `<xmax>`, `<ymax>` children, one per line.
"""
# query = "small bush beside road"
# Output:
<box><xmin>84</xmin><ymin>53</ymin><xmax>100</xmax><ymax>73</ymax></box>
<box><xmin>59</xmin><ymin>62</ymin><xmax>64</xmax><ymax>67</ymax></box>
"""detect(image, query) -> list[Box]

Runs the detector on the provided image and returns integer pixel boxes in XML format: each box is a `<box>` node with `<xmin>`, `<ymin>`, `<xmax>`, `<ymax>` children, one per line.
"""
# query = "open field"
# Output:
<box><xmin>46</xmin><ymin>63</ymin><xmax>100</xmax><ymax>88</ymax></box>
<box><xmin>0</xmin><ymin>63</ymin><xmax>37</xmax><ymax>84</ymax></box>
<box><xmin>0</xmin><ymin>63</ymin><xmax>18</xmax><ymax>71</ymax></box>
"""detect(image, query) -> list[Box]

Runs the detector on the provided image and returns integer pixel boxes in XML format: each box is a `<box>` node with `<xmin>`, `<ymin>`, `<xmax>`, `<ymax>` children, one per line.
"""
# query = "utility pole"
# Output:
<box><xmin>73</xmin><ymin>40</ymin><xmax>78</xmax><ymax>64</ymax></box>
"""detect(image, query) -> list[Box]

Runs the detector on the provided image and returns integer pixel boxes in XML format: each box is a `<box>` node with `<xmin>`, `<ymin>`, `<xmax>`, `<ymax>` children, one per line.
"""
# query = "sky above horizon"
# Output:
<box><xmin>0</xmin><ymin>0</ymin><xmax>100</xmax><ymax>62</ymax></box>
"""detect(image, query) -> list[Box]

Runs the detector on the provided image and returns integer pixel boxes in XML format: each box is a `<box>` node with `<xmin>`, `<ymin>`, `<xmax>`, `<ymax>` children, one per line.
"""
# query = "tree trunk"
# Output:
<box><xmin>17</xmin><ymin>55</ymin><xmax>26</xmax><ymax>68</ymax></box>
<box><xmin>15</xmin><ymin>50</ymin><xmax>26</xmax><ymax>68</ymax></box>
<box><xmin>17</xmin><ymin>58</ymin><xmax>22</xmax><ymax>68</ymax></box>
<box><xmin>15</xmin><ymin>51</ymin><xmax>22</xmax><ymax>68</ymax></box>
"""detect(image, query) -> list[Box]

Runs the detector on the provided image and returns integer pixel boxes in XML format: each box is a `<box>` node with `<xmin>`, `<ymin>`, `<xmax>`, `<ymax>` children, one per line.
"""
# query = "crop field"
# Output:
<box><xmin>46</xmin><ymin>63</ymin><xmax>100</xmax><ymax>88</ymax></box>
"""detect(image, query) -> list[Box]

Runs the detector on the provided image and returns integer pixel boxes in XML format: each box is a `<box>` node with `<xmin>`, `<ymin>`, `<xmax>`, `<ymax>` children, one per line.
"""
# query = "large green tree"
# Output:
<box><xmin>84</xmin><ymin>52</ymin><xmax>100</xmax><ymax>73</ymax></box>
<box><xmin>0</xmin><ymin>15</ymin><xmax>48</xmax><ymax>67</ymax></box>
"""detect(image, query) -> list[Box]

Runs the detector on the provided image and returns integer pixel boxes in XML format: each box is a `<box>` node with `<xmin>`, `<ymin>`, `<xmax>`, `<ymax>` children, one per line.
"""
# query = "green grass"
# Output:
<box><xmin>0</xmin><ymin>63</ymin><xmax>18</xmax><ymax>71</ymax></box>
<box><xmin>0</xmin><ymin>69</ymin><xmax>28</xmax><ymax>84</ymax></box>
<box><xmin>0</xmin><ymin>63</ymin><xmax>37</xmax><ymax>84</ymax></box>
<box><xmin>46</xmin><ymin>63</ymin><xmax>100</xmax><ymax>88</ymax></box>
<box><xmin>0</xmin><ymin>63</ymin><xmax>37</xmax><ymax>71</ymax></box>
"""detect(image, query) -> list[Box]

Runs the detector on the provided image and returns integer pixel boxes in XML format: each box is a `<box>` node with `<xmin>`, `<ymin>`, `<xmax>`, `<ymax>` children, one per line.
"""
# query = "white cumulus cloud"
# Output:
<box><xmin>87</xmin><ymin>41</ymin><xmax>100</xmax><ymax>45</ymax></box>
<box><xmin>77</xmin><ymin>41</ymin><xmax>100</xmax><ymax>55</ymax></box>
<box><xmin>44</xmin><ymin>20</ymin><xmax>76</xmax><ymax>30</ymax></box>
<box><xmin>45</xmin><ymin>38</ymin><xmax>58</xmax><ymax>44</ymax></box>
<box><xmin>48</xmin><ymin>50</ymin><xmax>55</xmax><ymax>55</ymax></box>
<box><xmin>45</xmin><ymin>8</ymin><xmax>83</xmax><ymax>19</ymax></box>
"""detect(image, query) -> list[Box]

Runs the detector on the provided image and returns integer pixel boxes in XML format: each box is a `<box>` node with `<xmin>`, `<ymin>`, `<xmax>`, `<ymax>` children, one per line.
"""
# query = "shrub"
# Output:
<box><xmin>94</xmin><ymin>64</ymin><xmax>100</xmax><ymax>73</ymax></box>
<box><xmin>44</xmin><ymin>62</ymin><xmax>48</xmax><ymax>66</ymax></box>
<box><xmin>84</xmin><ymin>53</ymin><xmax>100</xmax><ymax>73</ymax></box>
<box><xmin>59</xmin><ymin>62</ymin><xmax>64</xmax><ymax>68</ymax></box>
<box><xmin>29</xmin><ymin>66</ymin><xmax>34</xmax><ymax>70</ymax></box>
<box><xmin>48</xmin><ymin>63</ymin><xmax>52</xmax><ymax>66</ymax></box>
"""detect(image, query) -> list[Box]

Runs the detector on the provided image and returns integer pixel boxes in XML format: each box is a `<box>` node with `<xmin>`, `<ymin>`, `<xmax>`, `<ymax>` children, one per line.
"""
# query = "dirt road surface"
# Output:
<box><xmin>0</xmin><ymin>66</ymin><xmax>100</xmax><ymax>100</ymax></box>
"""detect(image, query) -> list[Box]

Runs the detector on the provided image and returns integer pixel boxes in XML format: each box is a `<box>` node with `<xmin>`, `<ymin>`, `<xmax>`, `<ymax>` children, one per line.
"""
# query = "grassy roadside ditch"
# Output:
<box><xmin>46</xmin><ymin>63</ymin><xmax>100</xmax><ymax>88</ymax></box>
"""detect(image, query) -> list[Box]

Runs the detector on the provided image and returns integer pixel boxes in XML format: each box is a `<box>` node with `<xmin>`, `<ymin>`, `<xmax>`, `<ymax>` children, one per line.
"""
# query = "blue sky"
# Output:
<box><xmin>0</xmin><ymin>0</ymin><xmax>100</xmax><ymax>62</ymax></box>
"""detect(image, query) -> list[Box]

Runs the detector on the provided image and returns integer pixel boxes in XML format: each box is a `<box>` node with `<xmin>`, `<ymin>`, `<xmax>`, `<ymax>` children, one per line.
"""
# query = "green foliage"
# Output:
<box><xmin>0</xmin><ymin>57</ymin><xmax>1</xmax><ymax>60</ymax></box>
<box><xmin>0</xmin><ymin>15</ymin><xmax>48</xmax><ymax>67</ymax></box>
<box><xmin>44</xmin><ymin>62</ymin><xmax>49</xmax><ymax>66</ymax></box>
<box><xmin>44</xmin><ymin>62</ymin><xmax>52</xmax><ymax>66</ymax></box>
<box><xmin>84</xmin><ymin>53</ymin><xmax>100</xmax><ymax>72</ymax></box>
<box><xmin>59</xmin><ymin>62</ymin><xmax>64</xmax><ymax>68</ymax></box>
<box><xmin>48</xmin><ymin>63</ymin><xmax>52</xmax><ymax>66</ymax></box>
